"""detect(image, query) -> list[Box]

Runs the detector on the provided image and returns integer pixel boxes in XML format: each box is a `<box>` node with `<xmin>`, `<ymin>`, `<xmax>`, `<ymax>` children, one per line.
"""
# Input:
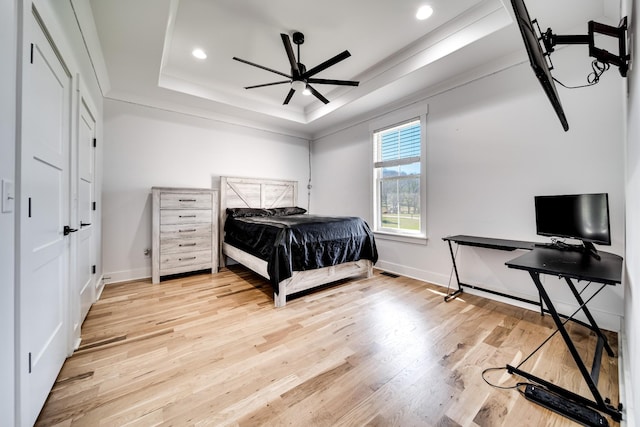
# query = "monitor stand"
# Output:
<box><xmin>582</xmin><ymin>241</ymin><xmax>601</xmax><ymax>261</ymax></box>
<box><xmin>534</xmin><ymin>240</ymin><xmax>601</xmax><ymax>260</ymax></box>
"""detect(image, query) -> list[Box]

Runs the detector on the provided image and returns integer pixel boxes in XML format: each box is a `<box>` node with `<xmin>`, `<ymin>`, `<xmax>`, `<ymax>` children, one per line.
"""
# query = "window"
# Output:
<box><xmin>373</xmin><ymin>116</ymin><xmax>426</xmax><ymax>241</ymax></box>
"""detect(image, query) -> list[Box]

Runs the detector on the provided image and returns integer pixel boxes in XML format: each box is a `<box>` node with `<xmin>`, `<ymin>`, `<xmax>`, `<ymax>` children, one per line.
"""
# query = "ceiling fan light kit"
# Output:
<box><xmin>233</xmin><ymin>31</ymin><xmax>359</xmax><ymax>105</ymax></box>
<box><xmin>291</xmin><ymin>80</ymin><xmax>305</xmax><ymax>92</ymax></box>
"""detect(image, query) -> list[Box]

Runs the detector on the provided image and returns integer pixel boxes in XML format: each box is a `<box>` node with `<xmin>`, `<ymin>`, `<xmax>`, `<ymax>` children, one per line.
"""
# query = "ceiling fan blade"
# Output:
<box><xmin>244</xmin><ymin>80</ymin><xmax>290</xmax><ymax>89</ymax></box>
<box><xmin>233</xmin><ymin>57</ymin><xmax>291</xmax><ymax>79</ymax></box>
<box><xmin>307</xmin><ymin>85</ymin><xmax>329</xmax><ymax>104</ymax></box>
<box><xmin>303</xmin><ymin>50</ymin><xmax>351</xmax><ymax>79</ymax></box>
<box><xmin>307</xmin><ymin>78</ymin><xmax>359</xmax><ymax>86</ymax></box>
<box><xmin>280</xmin><ymin>33</ymin><xmax>299</xmax><ymax>75</ymax></box>
<box><xmin>283</xmin><ymin>88</ymin><xmax>295</xmax><ymax>105</ymax></box>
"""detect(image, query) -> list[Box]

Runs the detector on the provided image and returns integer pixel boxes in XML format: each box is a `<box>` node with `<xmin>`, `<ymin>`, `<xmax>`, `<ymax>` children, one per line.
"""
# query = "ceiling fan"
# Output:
<box><xmin>233</xmin><ymin>31</ymin><xmax>359</xmax><ymax>105</ymax></box>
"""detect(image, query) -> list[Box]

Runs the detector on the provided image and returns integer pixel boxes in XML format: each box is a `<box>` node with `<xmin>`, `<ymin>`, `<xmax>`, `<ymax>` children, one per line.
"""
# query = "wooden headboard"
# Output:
<box><xmin>219</xmin><ymin>176</ymin><xmax>298</xmax><ymax>266</ymax></box>
<box><xmin>220</xmin><ymin>176</ymin><xmax>297</xmax><ymax>211</ymax></box>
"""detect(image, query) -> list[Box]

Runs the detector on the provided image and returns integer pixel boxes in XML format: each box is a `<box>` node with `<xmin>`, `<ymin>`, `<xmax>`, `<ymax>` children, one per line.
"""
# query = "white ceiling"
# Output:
<box><xmin>86</xmin><ymin>0</ymin><xmax>618</xmax><ymax>139</ymax></box>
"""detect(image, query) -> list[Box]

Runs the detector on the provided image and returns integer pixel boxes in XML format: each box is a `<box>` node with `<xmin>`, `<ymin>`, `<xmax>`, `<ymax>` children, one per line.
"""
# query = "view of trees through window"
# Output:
<box><xmin>374</xmin><ymin>120</ymin><xmax>421</xmax><ymax>232</ymax></box>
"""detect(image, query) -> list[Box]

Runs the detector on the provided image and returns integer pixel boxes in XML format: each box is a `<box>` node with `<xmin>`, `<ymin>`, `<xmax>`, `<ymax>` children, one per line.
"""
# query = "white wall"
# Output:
<box><xmin>623</xmin><ymin>0</ymin><xmax>638</xmax><ymax>423</ymax></box>
<box><xmin>312</xmin><ymin>46</ymin><xmax>625</xmax><ymax>332</ymax></box>
<box><xmin>102</xmin><ymin>99</ymin><xmax>311</xmax><ymax>283</ymax></box>
<box><xmin>0</xmin><ymin>0</ymin><xmax>17</xmax><ymax>424</ymax></box>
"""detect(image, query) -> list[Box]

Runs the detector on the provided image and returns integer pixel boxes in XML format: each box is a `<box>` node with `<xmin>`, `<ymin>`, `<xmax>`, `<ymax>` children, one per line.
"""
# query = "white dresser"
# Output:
<box><xmin>152</xmin><ymin>187</ymin><xmax>219</xmax><ymax>284</ymax></box>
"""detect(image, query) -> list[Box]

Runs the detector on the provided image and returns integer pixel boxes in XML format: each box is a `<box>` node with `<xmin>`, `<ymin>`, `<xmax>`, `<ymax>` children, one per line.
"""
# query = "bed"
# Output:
<box><xmin>219</xmin><ymin>176</ymin><xmax>377</xmax><ymax>307</ymax></box>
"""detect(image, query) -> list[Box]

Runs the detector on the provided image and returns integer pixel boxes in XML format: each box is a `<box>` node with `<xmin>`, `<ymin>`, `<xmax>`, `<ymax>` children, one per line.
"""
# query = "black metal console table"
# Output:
<box><xmin>505</xmin><ymin>248</ymin><xmax>623</xmax><ymax>421</ymax></box>
<box><xmin>442</xmin><ymin>235</ymin><xmax>536</xmax><ymax>303</ymax></box>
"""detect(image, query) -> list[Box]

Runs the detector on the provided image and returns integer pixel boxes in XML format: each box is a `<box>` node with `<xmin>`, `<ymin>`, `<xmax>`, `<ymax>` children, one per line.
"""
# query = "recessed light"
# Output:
<box><xmin>192</xmin><ymin>48</ymin><xmax>207</xmax><ymax>59</ymax></box>
<box><xmin>416</xmin><ymin>5</ymin><xmax>433</xmax><ymax>20</ymax></box>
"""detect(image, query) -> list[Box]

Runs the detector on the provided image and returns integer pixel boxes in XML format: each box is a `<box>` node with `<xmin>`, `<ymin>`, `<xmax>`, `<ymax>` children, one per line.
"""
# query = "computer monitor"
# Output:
<box><xmin>535</xmin><ymin>193</ymin><xmax>611</xmax><ymax>258</ymax></box>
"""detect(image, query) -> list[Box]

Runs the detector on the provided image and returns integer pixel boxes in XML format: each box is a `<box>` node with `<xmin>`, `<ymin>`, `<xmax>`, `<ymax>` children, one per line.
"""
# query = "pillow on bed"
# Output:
<box><xmin>269</xmin><ymin>207</ymin><xmax>307</xmax><ymax>216</ymax></box>
<box><xmin>226</xmin><ymin>208</ymin><xmax>274</xmax><ymax>218</ymax></box>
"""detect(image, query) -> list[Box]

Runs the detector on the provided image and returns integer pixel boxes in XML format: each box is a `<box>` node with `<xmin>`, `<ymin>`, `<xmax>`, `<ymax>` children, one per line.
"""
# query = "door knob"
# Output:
<box><xmin>63</xmin><ymin>225</ymin><xmax>78</xmax><ymax>236</ymax></box>
<box><xmin>80</xmin><ymin>222</ymin><xmax>92</xmax><ymax>227</ymax></box>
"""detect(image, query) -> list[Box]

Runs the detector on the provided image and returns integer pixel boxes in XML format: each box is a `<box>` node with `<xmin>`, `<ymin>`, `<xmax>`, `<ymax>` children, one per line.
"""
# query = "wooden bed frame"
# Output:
<box><xmin>219</xmin><ymin>176</ymin><xmax>373</xmax><ymax>307</ymax></box>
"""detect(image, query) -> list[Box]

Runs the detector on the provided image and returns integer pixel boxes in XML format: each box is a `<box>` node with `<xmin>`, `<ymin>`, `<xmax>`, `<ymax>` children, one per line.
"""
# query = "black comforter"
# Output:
<box><xmin>224</xmin><ymin>212</ymin><xmax>378</xmax><ymax>291</ymax></box>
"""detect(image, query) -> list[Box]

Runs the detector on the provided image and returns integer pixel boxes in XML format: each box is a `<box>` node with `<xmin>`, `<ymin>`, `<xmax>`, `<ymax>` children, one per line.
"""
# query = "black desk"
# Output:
<box><xmin>506</xmin><ymin>248</ymin><xmax>623</xmax><ymax>421</ymax></box>
<box><xmin>442</xmin><ymin>235</ymin><xmax>537</xmax><ymax>303</ymax></box>
<box><xmin>443</xmin><ymin>235</ymin><xmax>536</xmax><ymax>251</ymax></box>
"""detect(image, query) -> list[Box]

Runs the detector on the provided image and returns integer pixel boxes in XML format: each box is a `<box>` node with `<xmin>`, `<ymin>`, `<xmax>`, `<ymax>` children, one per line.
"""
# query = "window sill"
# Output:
<box><xmin>374</xmin><ymin>231</ymin><xmax>428</xmax><ymax>245</ymax></box>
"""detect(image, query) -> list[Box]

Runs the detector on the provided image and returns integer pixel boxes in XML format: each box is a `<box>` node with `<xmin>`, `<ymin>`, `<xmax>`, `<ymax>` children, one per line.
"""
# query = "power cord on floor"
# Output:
<box><xmin>481</xmin><ymin>366</ymin><xmax>532</xmax><ymax>391</ymax></box>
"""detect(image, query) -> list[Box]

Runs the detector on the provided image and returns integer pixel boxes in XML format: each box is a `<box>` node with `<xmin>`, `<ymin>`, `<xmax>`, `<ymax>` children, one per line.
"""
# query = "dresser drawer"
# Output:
<box><xmin>160</xmin><ymin>223</ymin><xmax>211</xmax><ymax>239</ymax></box>
<box><xmin>160</xmin><ymin>209</ymin><xmax>212</xmax><ymax>225</ymax></box>
<box><xmin>160</xmin><ymin>236</ymin><xmax>212</xmax><ymax>254</ymax></box>
<box><xmin>160</xmin><ymin>192</ymin><xmax>212</xmax><ymax>209</ymax></box>
<box><xmin>159</xmin><ymin>250</ymin><xmax>212</xmax><ymax>273</ymax></box>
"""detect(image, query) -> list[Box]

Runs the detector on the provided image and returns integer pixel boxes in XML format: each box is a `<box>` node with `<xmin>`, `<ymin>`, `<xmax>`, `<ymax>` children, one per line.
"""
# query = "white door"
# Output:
<box><xmin>19</xmin><ymin>12</ymin><xmax>72</xmax><ymax>426</ymax></box>
<box><xmin>74</xmin><ymin>92</ymin><xmax>96</xmax><ymax>342</ymax></box>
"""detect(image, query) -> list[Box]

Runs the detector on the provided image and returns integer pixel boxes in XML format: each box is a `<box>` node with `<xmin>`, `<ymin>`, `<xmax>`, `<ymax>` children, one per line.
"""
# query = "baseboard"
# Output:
<box><xmin>618</xmin><ymin>323</ymin><xmax>634</xmax><ymax>427</ymax></box>
<box><xmin>103</xmin><ymin>267</ymin><xmax>151</xmax><ymax>285</ymax></box>
<box><xmin>95</xmin><ymin>273</ymin><xmax>105</xmax><ymax>299</ymax></box>
<box><xmin>374</xmin><ymin>260</ymin><xmax>451</xmax><ymax>288</ymax></box>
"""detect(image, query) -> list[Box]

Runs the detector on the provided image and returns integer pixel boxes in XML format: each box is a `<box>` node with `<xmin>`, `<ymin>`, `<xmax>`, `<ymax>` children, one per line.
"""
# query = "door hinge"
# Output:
<box><xmin>93</xmin><ymin>138</ymin><xmax>97</xmax><ymax>148</ymax></box>
<box><xmin>92</xmin><ymin>201</ymin><xmax>96</xmax><ymax>211</ymax></box>
<box><xmin>30</xmin><ymin>43</ymin><xmax>34</xmax><ymax>64</ymax></box>
<box><xmin>92</xmin><ymin>265</ymin><xmax>96</xmax><ymax>274</ymax></box>
<box><xmin>28</xmin><ymin>352</ymin><xmax>32</xmax><ymax>373</ymax></box>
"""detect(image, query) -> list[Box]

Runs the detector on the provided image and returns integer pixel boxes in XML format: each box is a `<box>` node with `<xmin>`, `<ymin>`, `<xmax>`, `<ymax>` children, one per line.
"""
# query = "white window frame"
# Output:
<box><xmin>370</xmin><ymin>104</ymin><xmax>428</xmax><ymax>244</ymax></box>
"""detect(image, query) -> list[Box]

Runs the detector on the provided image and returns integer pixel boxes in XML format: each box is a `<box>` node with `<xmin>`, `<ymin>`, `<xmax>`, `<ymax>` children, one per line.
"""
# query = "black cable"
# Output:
<box><xmin>553</xmin><ymin>60</ymin><xmax>610</xmax><ymax>89</ymax></box>
<box><xmin>587</xmin><ymin>60</ymin><xmax>610</xmax><ymax>84</ymax></box>
<box><xmin>307</xmin><ymin>139</ymin><xmax>312</xmax><ymax>212</ymax></box>
<box><xmin>481</xmin><ymin>366</ymin><xmax>528</xmax><ymax>390</ymax></box>
<box><xmin>514</xmin><ymin>281</ymin><xmax>602</xmax><ymax>370</ymax></box>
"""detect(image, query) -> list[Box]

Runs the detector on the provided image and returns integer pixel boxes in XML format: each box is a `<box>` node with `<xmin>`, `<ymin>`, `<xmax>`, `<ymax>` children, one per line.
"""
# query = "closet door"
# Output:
<box><xmin>73</xmin><ymin>88</ymin><xmax>97</xmax><ymax>346</ymax></box>
<box><xmin>19</xmin><ymin>10</ymin><xmax>72</xmax><ymax>426</ymax></box>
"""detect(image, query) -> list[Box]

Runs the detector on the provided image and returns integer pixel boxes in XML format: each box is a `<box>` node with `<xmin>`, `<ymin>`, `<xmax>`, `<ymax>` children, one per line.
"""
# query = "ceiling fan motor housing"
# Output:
<box><xmin>294</xmin><ymin>63</ymin><xmax>306</xmax><ymax>79</ymax></box>
<box><xmin>292</xmin><ymin>31</ymin><xmax>304</xmax><ymax>45</ymax></box>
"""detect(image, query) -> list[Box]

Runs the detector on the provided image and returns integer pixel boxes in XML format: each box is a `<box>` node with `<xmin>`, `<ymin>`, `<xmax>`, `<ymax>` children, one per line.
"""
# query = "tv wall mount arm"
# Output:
<box><xmin>537</xmin><ymin>17</ymin><xmax>630</xmax><ymax>77</ymax></box>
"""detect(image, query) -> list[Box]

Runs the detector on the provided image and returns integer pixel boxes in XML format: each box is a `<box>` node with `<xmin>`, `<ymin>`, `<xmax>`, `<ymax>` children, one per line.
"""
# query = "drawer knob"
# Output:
<box><xmin>179</xmin><ymin>243</ymin><xmax>197</xmax><ymax>247</ymax></box>
<box><xmin>179</xmin><ymin>229</ymin><xmax>197</xmax><ymax>233</ymax></box>
<box><xmin>179</xmin><ymin>215</ymin><xmax>197</xmax><ymax>218</ymax></box>
<box><xmin>179</xmin><ymin>256</ymin><xmax>197</xmax><ymax>261</ymax></box>
<box><xmin>179</xmin><ymin>199</ymin><xmax>197</xmax><ymax>202</ymax></box>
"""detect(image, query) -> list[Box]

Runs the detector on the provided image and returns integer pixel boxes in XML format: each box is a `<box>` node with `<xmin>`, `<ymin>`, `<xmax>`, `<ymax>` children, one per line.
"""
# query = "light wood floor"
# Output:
<box><xmin>37</xmin><ymin>267</ymin><xmax>620</xmax><ymax>426</ymax></box>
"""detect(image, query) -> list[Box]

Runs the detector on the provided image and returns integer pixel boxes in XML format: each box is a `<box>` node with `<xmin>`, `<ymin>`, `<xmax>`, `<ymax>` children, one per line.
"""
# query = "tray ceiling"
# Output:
<box><xmin>87</xmin><ymin>0</ymin><xmax>616</xmax><ymax>138</ymax></box>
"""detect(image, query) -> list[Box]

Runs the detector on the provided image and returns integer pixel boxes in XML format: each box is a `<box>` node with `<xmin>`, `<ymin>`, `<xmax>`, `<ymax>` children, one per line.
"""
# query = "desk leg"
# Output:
<box><xmin>564</xmin><ymin>277</ymin><xmax>614</xmax><ymax>357</ymax></box>
<box><xmin>444</xmin><ymin>240</ymin><xmax>463</xmax><ymax>302</ymax></box>
<box><xmin>513</xmin><ymin>271</ymin><xmax>621</xmax><ymax>419</ymax></box>
<box><xmin>539</xmin><ymin>293</ymin><xmax>544</xmax><ymax>316</ymax></box>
